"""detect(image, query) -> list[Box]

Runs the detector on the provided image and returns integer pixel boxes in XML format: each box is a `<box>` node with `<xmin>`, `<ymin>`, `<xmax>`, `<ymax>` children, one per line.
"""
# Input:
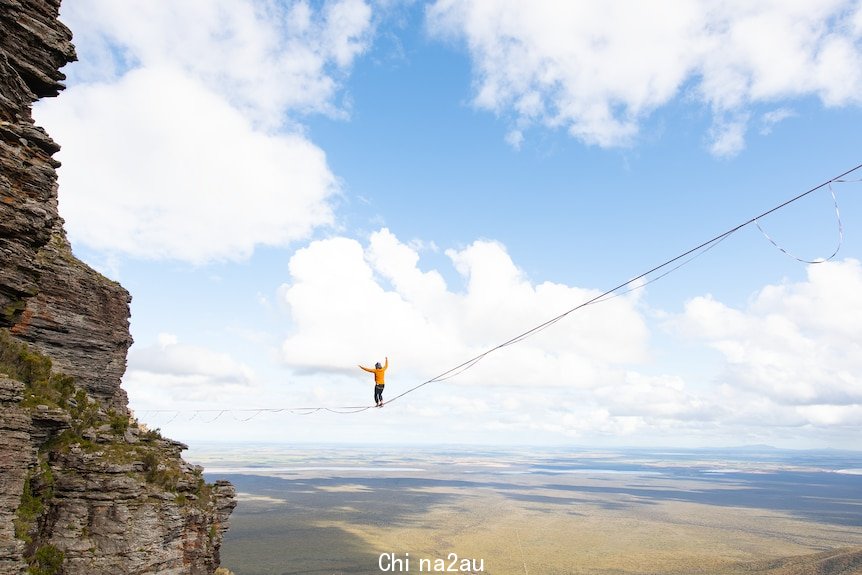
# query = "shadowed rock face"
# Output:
<box><xmin>0</xmin><ymin>2</ymin><xmax>236</xmax><ymax>574</ymax></box>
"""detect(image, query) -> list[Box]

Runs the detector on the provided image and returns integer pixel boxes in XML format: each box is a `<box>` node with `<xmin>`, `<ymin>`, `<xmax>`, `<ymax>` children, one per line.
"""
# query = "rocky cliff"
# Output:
<box><xmin>0</xmin><ymin>0</ymin><xmax>132</xmax><ymax>412</ymax></box>
<box><xmin>0</xmin><ymin>1</ymin><xmax>236</xmax><ymax>574</ymax></box>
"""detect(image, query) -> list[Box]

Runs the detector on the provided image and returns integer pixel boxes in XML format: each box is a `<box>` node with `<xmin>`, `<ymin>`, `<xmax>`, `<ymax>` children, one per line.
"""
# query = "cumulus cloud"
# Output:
<box><xmin>124</xmin><ymin>334</ymin><xmax>256</xmax><ymax>405</ymax></box>
<box><xmin>34</xmin><ymin>0</ymin><xmax>373</xmax><ymax>263</ymax></box>
<box><xmin>38</xmin><ymin>67</ymin><xmax>339</xmax><ymax>262</ymax></box>
<box><xmin>594</xmin><ymin>372</ymin><xmax>716</xmax><ymax>420</ymax></box>
<box><xmin>670</xmin><ymin>259</ymin><xmax>862</xmax><ymax>423</ymax></box>
<box><xmin>56</xmin><ymin>0</ymin><xmax>373</xmax><ymax>126</ymax></box>
<box><xmin>117</xmin><ymin>236</ymin><xmax>862</xmax><ymax>445</ymax></box>
<box><xmin>279</xmin><ymin>228</ymin><xmax>650</xmax><ymax>389</ymax></box>
<box><xmin>271</xmin><ymin>234</ymin><xmax>862</xmax><ymax>443</ymax></box>
<box><xmin>426</xmin><ymin>0</ymin><xmax>862</xmax><ymax>154</ymax></box>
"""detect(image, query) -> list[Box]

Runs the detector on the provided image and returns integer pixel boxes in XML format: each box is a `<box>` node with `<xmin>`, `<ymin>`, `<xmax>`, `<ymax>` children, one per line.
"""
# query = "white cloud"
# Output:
<box><xmin>38</xmin><ymin>66</ymin><xmax>338</xmax><ymax>263</ymax></box>
<box><xmin>119</xmin><ymin>239</ymin><xmax>862</xmax><ymax>445</ymax></box>
<box><xmin>796</xmin><ymin>404</ymin><xmax>862</xmax><ymax>426</ymax></box>
<box><xmin>56</xmin><ymin>0</ymin><xmax>373</xmax><ymax>126</ymax></box>
<box><xmin>124</xmin><ymin>337</ymin><xmax>256</xmax><ymax>404</ymax></box>
<box><xmin>272</xmin><ymin>236</ymin><xmax>862</xmax><ymax>443</ymax></box>
<box><xmin>157</xmin><ymin>332</ymin><xmax>179</xmax><ymax>348</ymax></box>
<box><xmin>279</xmin><ymin>228</ymin><xmax>651</xmax><ymax>389</ymax></box>
<box><xmin>426</xmin><ymin>0</ymin><xmax>862</xmax><ymax>154</ymax></box>
<box><xmin>708</xmin><ymin>113</ymin><xmax>750</xmax><ymax>157</ymax></box>
<box><xmin>35</xmin><ymin>0</ymin><xmax>373</xmax><ymax>263</ymax></box>
<box><xmin>671</xmin><ymin>259</ymin><xmax>862</xmax><ymax>410</ymax></box>
<box><xmin>595</xmin><ymin>372</ymin><xmax>717</xmax><ymax>420</ymax></box>
<box><xmin>505</xmin><ymin>129</ymin><xmax>524</xmax><ymax>149</ymax></box>
<box><xmin>759</xmin><ymin>107</ymin><xmax>796</xmax><ymax>135</ymax></box>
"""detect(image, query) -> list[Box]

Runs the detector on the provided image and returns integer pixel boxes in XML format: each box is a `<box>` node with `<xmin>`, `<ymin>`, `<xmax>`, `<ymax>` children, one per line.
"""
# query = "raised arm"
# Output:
<box><xmin>359</xmin><ymin>365</ymin><xmax>374</xmax><ymax>373</ymax></box>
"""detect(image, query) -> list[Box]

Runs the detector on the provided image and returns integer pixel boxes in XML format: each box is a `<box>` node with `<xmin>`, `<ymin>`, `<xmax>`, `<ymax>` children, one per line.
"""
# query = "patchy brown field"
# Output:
<box><xmin>193</xmin><ymin>446</ymin><xmax>862</xmax><ymax>575</ymax></box>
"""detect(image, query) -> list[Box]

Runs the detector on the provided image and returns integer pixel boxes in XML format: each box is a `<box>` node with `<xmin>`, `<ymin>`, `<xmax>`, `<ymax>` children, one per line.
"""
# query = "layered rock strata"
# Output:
<box><xmin>0</xmin><ymin>378</ymin><xmax>34</xmax><ymax>574</ymax></box>
<box><xmin>1</xmin><ymin>0</ymin><xmax>132</xmax><ymax>411</ymax></box>
<box><xmin>0</xmin><ymin>1</ymin><xmax>236</xmax><ymax>574</ymax></box>
<box><xmin>0</xmin><ymin>365</ymin><xmax>236</xmax><ymax>575</ymax></box>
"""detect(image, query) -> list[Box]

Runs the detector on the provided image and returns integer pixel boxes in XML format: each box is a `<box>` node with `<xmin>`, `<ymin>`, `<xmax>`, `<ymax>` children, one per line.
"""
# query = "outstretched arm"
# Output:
<box><xmin>384</xmin><ymin>357</ymin><xmax>389</xmax><ymax>369</ymax></box>
<box><xmin>359</xmin><ymin>365</ymin><xmax>374</xmax><ymax>373</ymax></box>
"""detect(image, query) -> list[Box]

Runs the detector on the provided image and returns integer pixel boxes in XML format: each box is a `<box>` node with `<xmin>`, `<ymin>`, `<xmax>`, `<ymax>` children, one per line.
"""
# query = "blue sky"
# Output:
<box><xmin>34</xmin><ymin>0</ymin><xmax>862</xmax><ymax>448</ymax></box>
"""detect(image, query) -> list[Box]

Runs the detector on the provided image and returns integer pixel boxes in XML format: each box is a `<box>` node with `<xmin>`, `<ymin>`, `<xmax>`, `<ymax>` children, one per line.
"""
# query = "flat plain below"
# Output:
<box><xmin>190</xmin><ymin>445</ymin><xmax>862</xmax><ymax>575</ymax></box>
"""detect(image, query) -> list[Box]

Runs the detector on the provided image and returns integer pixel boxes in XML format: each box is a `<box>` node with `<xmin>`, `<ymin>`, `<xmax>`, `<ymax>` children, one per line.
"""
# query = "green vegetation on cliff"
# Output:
<box><xmin>0</xmin><ymin>329</ymin><xmax>74</xmax><ymax>407</ymax></box>
<box><xmin>1</xmin><ymin>329</ymin><xmax>219</xmax><ymax>573</ymax></box>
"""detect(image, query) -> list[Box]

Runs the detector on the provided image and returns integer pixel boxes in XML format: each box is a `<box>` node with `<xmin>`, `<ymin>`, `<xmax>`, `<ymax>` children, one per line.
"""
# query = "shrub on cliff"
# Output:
<box><xmin>0</xmin><ymin>329</ymin><xmax>75</xmax><ymax>408</ymax></box>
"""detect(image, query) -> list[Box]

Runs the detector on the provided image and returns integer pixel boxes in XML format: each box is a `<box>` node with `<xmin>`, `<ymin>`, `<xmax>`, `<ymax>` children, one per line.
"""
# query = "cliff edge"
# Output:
<box><xmin>0</xmin><ymin>1</ymin><xmax>236</xmax><ymax>574</ymax></box>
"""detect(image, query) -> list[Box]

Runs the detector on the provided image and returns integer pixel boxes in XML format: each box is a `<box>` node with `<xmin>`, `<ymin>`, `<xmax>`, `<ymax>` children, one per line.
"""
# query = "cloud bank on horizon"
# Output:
<box><xmin>122</xmin><ymin>228</ymin><xmax>862</xmax><ymax>443</ymax></box>
<box><xmin>32</xmin><ymin>0</ymin><xmax>862</xmax><ymax>447</ymax></box>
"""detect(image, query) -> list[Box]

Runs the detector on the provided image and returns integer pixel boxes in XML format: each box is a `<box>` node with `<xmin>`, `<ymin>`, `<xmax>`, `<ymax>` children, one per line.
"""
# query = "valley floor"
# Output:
<box><xmin>190</xmin><ymin>445</ymin><xmax>862</xmax><ymax>575</ymax></box>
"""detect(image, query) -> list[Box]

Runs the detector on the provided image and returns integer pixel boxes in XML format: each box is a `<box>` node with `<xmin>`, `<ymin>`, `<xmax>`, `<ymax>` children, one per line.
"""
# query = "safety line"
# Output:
<box><xmin>754</xmin><ymin>181</ymin><xmax>843</xmax><ymax>263</ymax></box>
<box><xmin>137</xmin><ymin>162</ymin><xmax>861</xmax><ymax>419</ymax></box>
<box><xmin>383</xmin><ymin>163</ymin><xmax>861</xmax><ymax>407</ymax></box>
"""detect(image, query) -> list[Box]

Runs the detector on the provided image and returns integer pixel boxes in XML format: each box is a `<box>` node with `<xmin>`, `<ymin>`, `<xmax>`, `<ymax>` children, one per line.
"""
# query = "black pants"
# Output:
<box><xmin>374</xmin><ymin>384</ymin><xmax>384</xmax><ymax>404</ymax></box>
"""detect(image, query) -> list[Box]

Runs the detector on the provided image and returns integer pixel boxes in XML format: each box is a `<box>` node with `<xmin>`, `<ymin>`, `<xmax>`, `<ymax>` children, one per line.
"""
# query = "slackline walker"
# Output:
<box><xmin>138</xmin><ymin>163</ymin><xmax>862</xmax><ymax>422</ymax></box>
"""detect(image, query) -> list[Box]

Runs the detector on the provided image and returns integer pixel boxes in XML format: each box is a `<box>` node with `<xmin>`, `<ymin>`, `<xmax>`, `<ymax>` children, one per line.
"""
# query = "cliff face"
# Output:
<box><xmin>0</xmin><ymin>367</ymin><xmax>237</xmax><ymax>575</ymax></box>
<box><xmin>1</xmin><ymin>0</ymin><xmax>131</xmax><ymax>411</ymax></box>
<box><xmin>0</xmin><ymin>1</ymin><xmax>236</xmax><ymax>574</ymax></box>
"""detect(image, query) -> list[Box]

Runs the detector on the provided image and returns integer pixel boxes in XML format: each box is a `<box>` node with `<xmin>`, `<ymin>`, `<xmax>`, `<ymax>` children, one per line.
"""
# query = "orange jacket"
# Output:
<box><xmin>359</xmin><ymin>357</ymin><xmax>388</xmax><ymax>385</ymax></box>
